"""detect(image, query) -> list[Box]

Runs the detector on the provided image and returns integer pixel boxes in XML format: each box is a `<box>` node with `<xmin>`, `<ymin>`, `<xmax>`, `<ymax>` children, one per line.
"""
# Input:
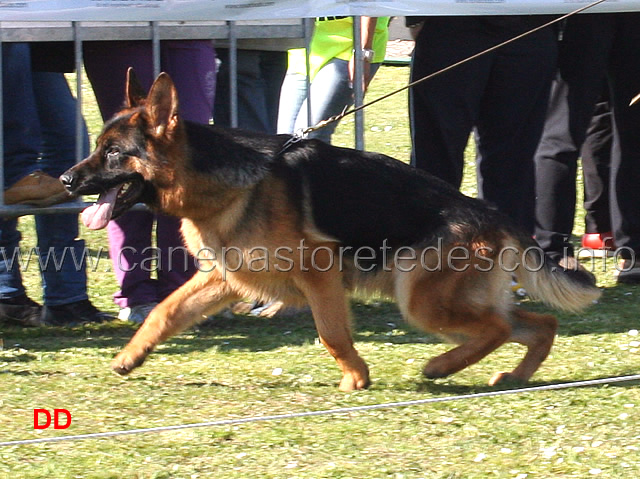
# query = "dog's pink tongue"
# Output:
<box><xmin>81</xmin><ymin>187</ymin><xmax>120</xmax><ymax>230</ymax></box>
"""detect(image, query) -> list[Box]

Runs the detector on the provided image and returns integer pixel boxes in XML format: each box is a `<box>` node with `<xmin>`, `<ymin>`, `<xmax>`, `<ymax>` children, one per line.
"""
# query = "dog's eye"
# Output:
<box><xmin>105</xmin><ymin>147</ymin><xmax>120</xmax><ymax>162</ymax></box>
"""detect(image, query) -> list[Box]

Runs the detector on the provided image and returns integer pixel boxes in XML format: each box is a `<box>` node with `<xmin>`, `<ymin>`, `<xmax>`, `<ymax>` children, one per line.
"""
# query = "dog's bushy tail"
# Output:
<box><xmin>505</xmin><ymin>235</ymin><xmax>601</xmax><ymax>312</ymax></box>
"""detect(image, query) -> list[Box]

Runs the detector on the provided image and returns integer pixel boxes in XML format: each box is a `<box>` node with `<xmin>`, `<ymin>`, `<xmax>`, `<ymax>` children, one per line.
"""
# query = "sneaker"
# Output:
<box><xmin>578</xmin><ymin>232</ymin><xmax>615</xmax><ymax>259</ymax></box>
<box><xmin>118</xmin><ymin>302</ymin><xmax>158</xmax><ymax>324</ymax></box>
<box><xmin>250</xmin><ymin>300</ymin><xmax>310</xmax><ymax>318</ymax></box>
<box><xmin>229</xmin><ymin>300</ymin><xmax>258</xmax><ymax>315</ymax></box>
<box><xmin>0</xmin><ymin>295</ymin><xmax>45</xmax><ymax>327</ymax></box>
<box><xmin>230</xmin><ymin>300</ymin><xmax>308</xmax><ymax>318</ymax></box>
<box><xmin>4</xmin><ymin>170</ymin><xmax>73</xmax><ymax>207</ymax></box>
<box><xmin>249</xmin><ymin>300</ymin><xmax>284</xmax><ymax>317</ymax></box>
<box><xmin>42</xmin><ymin>299</ymin><xmax>113</xmax><ymax>326</ymax></box>
<box><xmin>615</xmin><ymin>259</ymin><xmax>640</xmax><ymax>284</ymax></box>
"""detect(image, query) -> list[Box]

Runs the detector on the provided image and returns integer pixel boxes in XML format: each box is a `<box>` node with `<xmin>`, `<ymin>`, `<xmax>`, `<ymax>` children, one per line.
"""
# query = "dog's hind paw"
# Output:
<box><xmin>488</xmin><ymin>371</ymin><xmax>526</xmax><ymax>386</ymax></box>
<box><xmin>111</xmin><ymin>350</ymin><xmax>146</xmax><ymax>375</ymax></box>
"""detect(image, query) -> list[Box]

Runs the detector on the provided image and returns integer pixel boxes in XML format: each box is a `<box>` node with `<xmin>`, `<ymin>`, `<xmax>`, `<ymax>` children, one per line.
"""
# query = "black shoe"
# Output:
<box><xmin>558</xmin><ymin>256</ymin><xmax>597</xmax><ymax>286</ymax></box>
<box><xmin>0</xmin><ymin>295</ymin><xmax>45</xmax><ymax>327</ymax></box>
<box><xmin>615</xmin><ymin>259</ymin><xmax>640</xmax><ymax>285</ymax></box>
<box><xmin>42</xmin><ymin>299</ymin><xmax>113</xmax><ymax>326</ymax></box>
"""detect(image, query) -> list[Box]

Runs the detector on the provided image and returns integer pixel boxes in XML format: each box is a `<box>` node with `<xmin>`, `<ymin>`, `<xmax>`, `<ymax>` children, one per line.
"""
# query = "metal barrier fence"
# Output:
<box><xmin>0</xmin><ymin>19</ymin><xmax>371</xmax><ymax>217</ymax></box>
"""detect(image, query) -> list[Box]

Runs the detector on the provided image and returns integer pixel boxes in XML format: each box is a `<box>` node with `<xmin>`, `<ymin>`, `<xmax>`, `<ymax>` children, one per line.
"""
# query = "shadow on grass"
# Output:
<box><xmin>524</xmin><ymin>284</ymin><xmax>640</xmax><ymax>336</ymax></box>
<box><xmin>0</xmin><ymin>301</ymin><xmax>400</xmax><ymax>355</ymax></box>
<box><xmin>1</xmin><ymin>284</ymin><xmax>638</xmax><ymax>357</ymax></box>
<box><xmin>414</xmin><ymin>370</ymin><xmax>640</xmax><ymax>396</ymax></box>
<box><xmin>0</xmin><ymin>351</ymin><xmax>37</xmax><ymax>363</ymax></box>
<box><xmin>100</xmin><ymin>370</ymin><xmax>640</xmax><ymax>396</ymax></box>
<box><xmin>0</xmin><ymin>369</ymin><xmax>71</xmax><ymax>377</ymax></box>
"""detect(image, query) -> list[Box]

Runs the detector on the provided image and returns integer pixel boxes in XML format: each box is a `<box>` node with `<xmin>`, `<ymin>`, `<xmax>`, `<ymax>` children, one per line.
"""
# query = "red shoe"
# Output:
<box><xmin>579</xmin><ymin>232</ymin><xmax>615</xmax><ymax>258</ymax></box>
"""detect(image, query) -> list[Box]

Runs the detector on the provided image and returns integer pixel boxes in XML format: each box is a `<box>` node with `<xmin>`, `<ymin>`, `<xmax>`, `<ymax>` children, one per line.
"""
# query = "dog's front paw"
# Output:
<box><xmin>422</xmin><ymin>358</ymin><xmax>452</xmax><ymax>379</ymax></box>
<box><xmin>339</xmin><ymin>371</ymin><xmax>371</xmax><ymax>391</ymax></box>
<box><xmin>111</xmin><ymin>349</ymin><xmax>146</xmax><ymax>375</ymax></box>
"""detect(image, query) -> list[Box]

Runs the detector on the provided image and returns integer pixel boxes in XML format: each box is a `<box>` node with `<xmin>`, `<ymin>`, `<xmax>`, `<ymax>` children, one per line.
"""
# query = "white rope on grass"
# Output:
<box><xmin>0</xmin><ymin>0</ymin><xmax>625</xmax><ymax>450</ymax></box>
<box><xmin>1</xmin><ymin>374</ymin><xmax>638</xmax><ymax>447</ymax></box>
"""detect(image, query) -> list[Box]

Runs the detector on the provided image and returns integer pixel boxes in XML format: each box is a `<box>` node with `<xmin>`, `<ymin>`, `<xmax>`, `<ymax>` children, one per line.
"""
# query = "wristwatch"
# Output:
<box><xmin>361</xmin><ymin>48</ymin><xmax>375</xmax><ymax>63</ymax></box>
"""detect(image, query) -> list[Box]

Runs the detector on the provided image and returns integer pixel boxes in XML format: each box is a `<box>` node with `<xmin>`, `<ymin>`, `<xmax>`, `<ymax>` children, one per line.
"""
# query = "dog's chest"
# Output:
<box><xmin>180</xmin><ymin>218</ymin><xmax>222</xmax><ymax>256</ymax></box>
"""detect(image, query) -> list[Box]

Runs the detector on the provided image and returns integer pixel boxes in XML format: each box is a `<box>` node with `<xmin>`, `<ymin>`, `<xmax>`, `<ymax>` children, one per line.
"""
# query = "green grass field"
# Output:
<box><xmin>1</xmin><ymin>66</ymin><xmax>639</xmax><ymax>479</ymax></box>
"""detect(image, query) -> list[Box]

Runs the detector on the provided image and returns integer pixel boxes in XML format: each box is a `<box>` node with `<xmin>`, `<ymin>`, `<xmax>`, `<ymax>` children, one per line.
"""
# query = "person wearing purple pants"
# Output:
<box><xmin>83</xmin><ymin>40</ymin><xmax>216</xmax><ymax>323</ymax></box>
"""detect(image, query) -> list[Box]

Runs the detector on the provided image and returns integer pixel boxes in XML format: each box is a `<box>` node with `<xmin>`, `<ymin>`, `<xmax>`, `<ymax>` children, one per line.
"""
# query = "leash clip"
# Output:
<box><xmin>276</xmin><ymin>130</ymin><xmax>305</xmax><ymax>158</ymax></box>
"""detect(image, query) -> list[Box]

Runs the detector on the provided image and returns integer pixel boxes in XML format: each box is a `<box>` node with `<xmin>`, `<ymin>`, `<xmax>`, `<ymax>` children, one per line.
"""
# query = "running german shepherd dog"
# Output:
<box><xmin>61</xmin><ymin>70</ymin><xmax>600</xmax><ymax>390</ymax></box>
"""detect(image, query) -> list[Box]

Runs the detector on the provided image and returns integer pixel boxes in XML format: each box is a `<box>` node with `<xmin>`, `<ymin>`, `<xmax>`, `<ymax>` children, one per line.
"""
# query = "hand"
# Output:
<box><xmin>348</xmin><ymin>55</ymin><xmax>373</xmax><ymax>93</ymax></box>
<box><xmin>408</xmin><ymin>22</ymin><xmax>424</xmax><ymax>40</ymax></box>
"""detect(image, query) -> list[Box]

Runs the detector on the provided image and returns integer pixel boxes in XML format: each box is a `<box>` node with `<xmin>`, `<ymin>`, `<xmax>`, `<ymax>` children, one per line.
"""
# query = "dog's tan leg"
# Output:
<box><xmin>488</xmin><ymin>309</ymin><xmax>558</xmax><ymax>386</ymax></box>
<box><xmin>399</xmin><ymin>271</ymin><xmax>512</xmax><ymax>381</ymax></box>
<box><xmin>421</xmin><ymin>310</ymin><xmax>512</xmax><ymax>380</ymax></box>
<box><xmin>111</xmin><ymin>271</ymin><xmax>239</xmax><ymax>375</ymax></box>
<box><xmin>294</xmin><ymin>269</ymin><xmax>370</xmax><ymax>391</ymax></box>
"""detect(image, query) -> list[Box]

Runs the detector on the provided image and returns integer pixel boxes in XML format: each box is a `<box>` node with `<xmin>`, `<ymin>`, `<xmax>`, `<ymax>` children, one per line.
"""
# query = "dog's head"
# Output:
<box><xmin>60</xmin><ymin>68</ymin><xmax>182</xmax><ymax>229</ymax></box>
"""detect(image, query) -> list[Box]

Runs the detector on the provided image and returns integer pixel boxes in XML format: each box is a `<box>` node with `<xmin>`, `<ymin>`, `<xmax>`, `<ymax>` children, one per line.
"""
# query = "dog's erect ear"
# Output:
<box><xmin>125</xmin><ymin>67</ymin><xmax>147</xmax><ymax>108</ymax></box>
<box><xmin>146</xmin><ymin>72</ymin><xmax>180</xmax><ymax>137</ymax></box>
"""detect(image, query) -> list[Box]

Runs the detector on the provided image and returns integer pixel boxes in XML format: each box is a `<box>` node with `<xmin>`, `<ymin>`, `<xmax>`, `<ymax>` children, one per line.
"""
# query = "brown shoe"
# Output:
<box><xmin>4</xmin><ymin>170</ymin><xmax>73</xmax><ymax>207</ymax></box>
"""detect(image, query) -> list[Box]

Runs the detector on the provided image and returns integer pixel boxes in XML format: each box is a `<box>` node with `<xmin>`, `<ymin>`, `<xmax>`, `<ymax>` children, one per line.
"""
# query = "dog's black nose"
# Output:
<box><xmin>59</xmin><ymin>173</ymin><xmax>76</xmax><ymax>191</ymax></box>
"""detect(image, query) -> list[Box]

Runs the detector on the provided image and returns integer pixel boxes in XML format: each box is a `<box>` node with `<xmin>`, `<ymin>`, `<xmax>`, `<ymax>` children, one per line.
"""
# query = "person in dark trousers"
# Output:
<box><xmin>581</xmin><ymin>94</ymin><xmax>617</xmax><ymax>253</ymax></box>
<box><xmin>532</xmin><ymin>13</ymin><xmax>640</xmax><ymax>283</ymax></box>
<box><xmin>581</xmin><ymin>95</ymin><xmax>613</xmax><ymax>253</ymax></box>
<box><xmin>534</xmin><ymin>85</ymin><xmax>614</xmax><ymax>265</ymax></box>
<box><xmin>407</xmin><ymin>15</ymin><xmax>557</xmax><ymax>235</ymax></box>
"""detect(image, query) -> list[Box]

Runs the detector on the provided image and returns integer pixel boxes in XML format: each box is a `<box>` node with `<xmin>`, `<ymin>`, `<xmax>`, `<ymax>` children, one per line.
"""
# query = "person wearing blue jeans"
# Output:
<box><xmin>277</xmin><ymin>59</ymin><xmax>381</xmax><ymax>143</ymax></box>
<box><xmin>214</xmin><ymin>49</ymin><xmax>287</xmax><ymax>134</ymax></box>
<box><xmin>277</xmin><ymin>16</ymin><xmax>389</xmax><ymax>144</ymax></box>
<box><xmin>0</xmin><ymin>43</ymin><xmax>111</xmax><ymax>327</ymax></box>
